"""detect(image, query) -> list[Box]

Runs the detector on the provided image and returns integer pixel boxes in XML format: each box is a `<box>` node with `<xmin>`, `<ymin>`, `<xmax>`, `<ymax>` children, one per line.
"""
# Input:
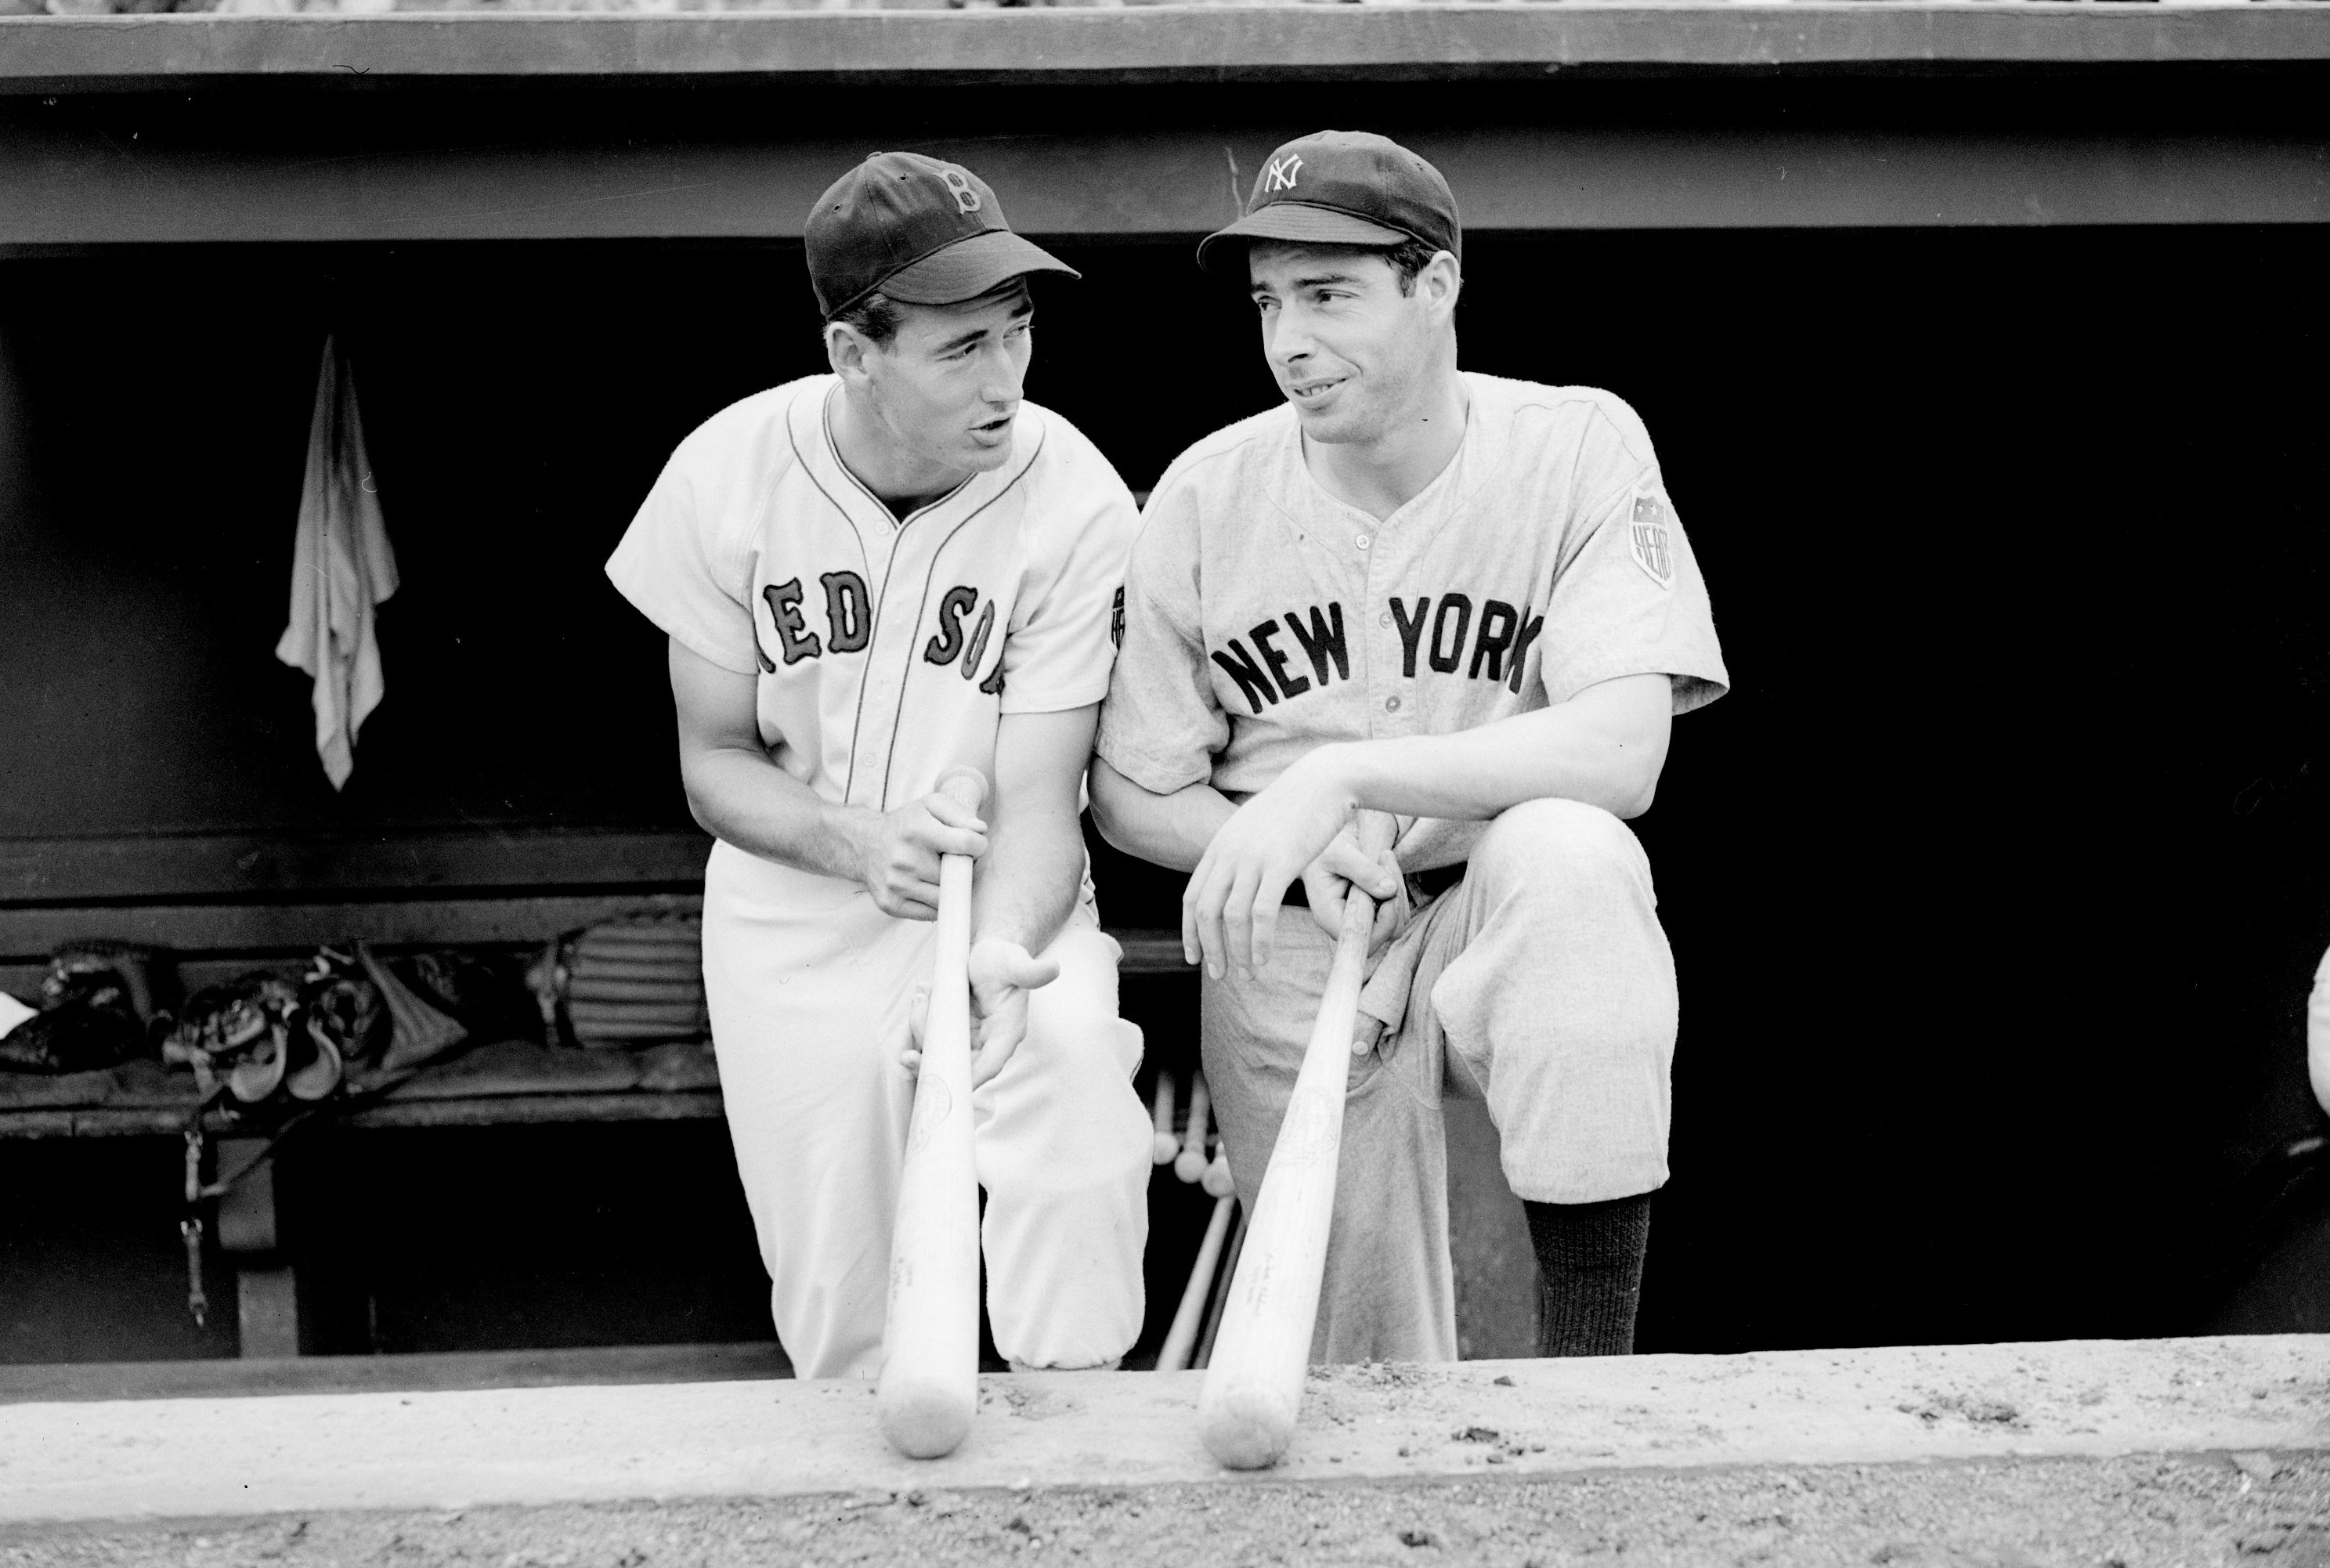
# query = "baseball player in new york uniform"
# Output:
<box><xmin>608</xmin><ymin>153</ymin><xmax>1151</xmax><ymax>1380</ymax></box>
<box><xmin>1093</xmin><ymin>132</ymin><xmax>1729</xmax><ymax>1362</ymax></box>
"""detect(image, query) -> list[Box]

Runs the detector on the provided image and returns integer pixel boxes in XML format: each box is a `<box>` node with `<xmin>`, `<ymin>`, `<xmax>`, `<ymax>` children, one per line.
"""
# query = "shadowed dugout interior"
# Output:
<box><xmin>1</xmin><ymin>224</ymin><xmax>2325</xmax><ymax>1364</ymax></box>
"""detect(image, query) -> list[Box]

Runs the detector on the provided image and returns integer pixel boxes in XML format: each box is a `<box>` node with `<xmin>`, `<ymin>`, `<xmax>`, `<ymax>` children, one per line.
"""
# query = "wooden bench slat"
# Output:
<box><xmin>0</xmin><ymin>831</ymin><xmax>710</xmax><ymax>908</ymax></box>
<box><xmin>0</xmin><ymin>894</ymin><xmax>708</xmax><ymax>966</ymax></box>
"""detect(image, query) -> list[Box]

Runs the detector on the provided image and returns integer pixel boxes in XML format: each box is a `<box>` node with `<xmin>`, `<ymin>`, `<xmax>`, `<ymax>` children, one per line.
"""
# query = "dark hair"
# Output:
<box><xmin>828</xmin><ymin>291</ymin><xmax>905</xmax><ymax>346</ymax></box>
<box><xmin>1384</xmin><ymin>237</ymin><xmax>1450</xmax><ymax>295</ymax></box>
<box><xmin>825</xmin><ymin>276</ymin><xmax>1036</xmax><ymax>349</ymax></box>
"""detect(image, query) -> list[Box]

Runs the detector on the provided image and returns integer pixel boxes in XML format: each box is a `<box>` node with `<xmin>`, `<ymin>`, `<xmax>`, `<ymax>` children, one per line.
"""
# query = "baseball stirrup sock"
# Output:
<box><xmin>1522</xmin><ymin>1192</ymin><xmax>1653</xmax><ymax>1357</ymax></box>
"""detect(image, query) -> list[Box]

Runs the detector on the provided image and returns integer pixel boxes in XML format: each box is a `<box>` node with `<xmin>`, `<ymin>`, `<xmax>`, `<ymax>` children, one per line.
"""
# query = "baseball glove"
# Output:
<box><xmin>528</xmin><ymin>913</ymin><xmax>708</xmax><ymax>1050</ymax></box>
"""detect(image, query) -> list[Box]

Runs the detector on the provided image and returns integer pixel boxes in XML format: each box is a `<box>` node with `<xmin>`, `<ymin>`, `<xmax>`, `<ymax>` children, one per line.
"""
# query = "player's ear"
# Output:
<box><xmin>825</xmin><ymin>321</ymin><xmax>871</xmax><ymax>383</ymax></box>
<box><xmin>1418</xmin><ymin>251</ymin><xmax>1461</xmax><ymax>313</ymax></box>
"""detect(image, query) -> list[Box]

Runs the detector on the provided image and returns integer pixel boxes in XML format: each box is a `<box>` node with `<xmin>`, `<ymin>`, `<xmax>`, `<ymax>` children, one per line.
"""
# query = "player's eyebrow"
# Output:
<box><xmin>934</xmin><ymin>301</ymin><xmax>1034</xmax><ymax>356</ymax></box>
<box><xmin>1252</xmin><ymin>271</ymin><xmax>1363</xmax><ymax>298</ymax></box>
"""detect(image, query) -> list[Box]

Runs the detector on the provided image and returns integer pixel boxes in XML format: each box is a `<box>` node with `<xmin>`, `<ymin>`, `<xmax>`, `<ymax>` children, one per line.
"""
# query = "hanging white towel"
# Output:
<box><xmin>275</xmin><ymin>336</ymin><xmax>398</xmax><ymax>792</ymax></box>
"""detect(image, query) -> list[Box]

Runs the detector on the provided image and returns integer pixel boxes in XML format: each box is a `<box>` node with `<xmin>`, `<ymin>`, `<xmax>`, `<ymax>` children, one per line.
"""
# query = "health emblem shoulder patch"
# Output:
<box><xmin>1627</xmin><ymin>486</ymin><xmax>1676</xmax><ymax>591</ymax></box>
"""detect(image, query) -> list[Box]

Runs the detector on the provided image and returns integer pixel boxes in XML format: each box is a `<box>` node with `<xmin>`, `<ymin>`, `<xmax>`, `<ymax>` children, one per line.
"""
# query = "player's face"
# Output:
<box><xmin>861</xmin><ymin>284</ymin><xmax>1035</xmax><ymax>478</ymax></box>
<box><xmin>1248</xmin><ymin>244</ymin><xmax>1450</xmax><ymax>446</ymax></box>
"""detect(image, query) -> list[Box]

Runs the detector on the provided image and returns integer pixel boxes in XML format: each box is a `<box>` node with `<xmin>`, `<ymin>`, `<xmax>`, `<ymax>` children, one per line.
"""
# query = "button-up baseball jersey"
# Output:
<box><xmin>1096</xmin><ymin>373</ymin><xmax>1727</xmax><ymax>871</ymax></box>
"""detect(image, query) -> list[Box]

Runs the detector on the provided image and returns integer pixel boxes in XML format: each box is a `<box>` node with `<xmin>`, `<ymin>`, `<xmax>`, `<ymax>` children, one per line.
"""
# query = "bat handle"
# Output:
<box><xmin>1334</xmin><ymin>809</ymin><xmax>1399</xmax><ymax>948</ymax></box>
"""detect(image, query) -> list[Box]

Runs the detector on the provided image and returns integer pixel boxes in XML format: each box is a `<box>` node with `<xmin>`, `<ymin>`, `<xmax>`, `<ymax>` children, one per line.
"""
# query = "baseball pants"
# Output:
<box><xmin>1201</xmin><ymin>797</ymin><xmax>1678</xmax><ymax>1364</ymax></box>
<box><xmin>702</xmin><ymin>840</ymin><xmax>1152</xmax><ymax>1381</ymax></box>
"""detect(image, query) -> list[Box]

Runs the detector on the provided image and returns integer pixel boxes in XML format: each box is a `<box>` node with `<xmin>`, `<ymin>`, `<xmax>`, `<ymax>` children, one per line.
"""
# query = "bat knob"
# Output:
<box><xmin>933</xmin><ymin>766</ymin><xmax>990</xmax><ymax>814</ymax></box>
<box><xmin>1201</xmin><ymin>1154</ymin><xmax>1234</xmax><ymax>1198</ymax></box>
<box><xmin>1173</xmin><ymin>1146</ymin><xmax>1208</xmax><ymax>1183</ymax></box>
<box><xmin>1153</xmin><ymin>1133</ymin><xmax>1181</xmax><ymax>1165</ymax></box>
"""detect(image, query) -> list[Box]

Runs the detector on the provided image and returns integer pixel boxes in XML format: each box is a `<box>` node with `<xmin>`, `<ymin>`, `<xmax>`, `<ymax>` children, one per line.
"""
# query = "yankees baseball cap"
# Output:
<box><xmin>1198</xmin><ymin>130</ymin><xmax>1461</xmax><ymax>273</ymax></box>
<box><xmin>807</xmin><ymin>151</ymin><xmax>1079</xmax><ymax>320</ymax></box>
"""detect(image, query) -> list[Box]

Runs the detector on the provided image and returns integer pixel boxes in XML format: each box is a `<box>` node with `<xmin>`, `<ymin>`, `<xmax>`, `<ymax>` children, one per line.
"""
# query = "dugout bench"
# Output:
<box><xmin>0</xmin><ymin>830</ymin><xmax>1190</xmax><ymax>1361</ymax></box>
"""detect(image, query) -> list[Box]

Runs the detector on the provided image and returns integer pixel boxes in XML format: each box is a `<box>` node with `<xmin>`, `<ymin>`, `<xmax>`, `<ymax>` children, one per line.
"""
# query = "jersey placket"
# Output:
<box><xmin>1333</xmin><ymin>493</ymin><xmax>1411</xmax><ymax>742</ymax></box>
<box><xmin>845</xmin><ymin>489</ymin><xmax>962</xmax><ymax>814</ymax></box>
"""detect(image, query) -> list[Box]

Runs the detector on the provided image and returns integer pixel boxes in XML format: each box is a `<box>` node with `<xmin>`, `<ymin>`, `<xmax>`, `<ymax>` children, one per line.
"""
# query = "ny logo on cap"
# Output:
<box><xmin>941</xmin><ymin>168</ymin><xmax>983</xmax><ymax>216</ymax></box>
<box><xmin>1263</xmin><ymin>154</ymin><xmax>1302</xmax><ymax>193</ymax></box>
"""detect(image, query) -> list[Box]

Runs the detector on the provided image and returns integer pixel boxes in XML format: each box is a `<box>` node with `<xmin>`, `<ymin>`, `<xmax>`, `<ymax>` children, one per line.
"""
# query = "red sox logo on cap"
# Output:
<box><xmin>1198</xmin><ymin>130</ymin><xmax>1461</xmax><ymax>273</ymax></box>
<box><xmin>807</xmin><ymin>152</ymin><xmax>1078</xmax><ymax>320</ymax></box>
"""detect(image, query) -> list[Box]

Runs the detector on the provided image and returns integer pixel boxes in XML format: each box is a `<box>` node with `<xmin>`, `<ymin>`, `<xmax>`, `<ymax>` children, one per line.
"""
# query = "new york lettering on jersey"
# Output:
<box><xmin>1208</xmin><ymin>592</ymin><xmax>1548</xmax><ymax>714</ymax></box>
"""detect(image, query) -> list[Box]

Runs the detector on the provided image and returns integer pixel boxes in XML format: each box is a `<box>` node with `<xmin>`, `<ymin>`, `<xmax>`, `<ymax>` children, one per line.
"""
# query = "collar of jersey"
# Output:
<box><xmin>1278</xmin><ymin>374</ymin><xmax>1484</xmax><ymax>537</ymax></box>
<box><xmin>809</xmin><ymin>377</ymin><xmax>1022</xmax><ymax>535</ymax></box>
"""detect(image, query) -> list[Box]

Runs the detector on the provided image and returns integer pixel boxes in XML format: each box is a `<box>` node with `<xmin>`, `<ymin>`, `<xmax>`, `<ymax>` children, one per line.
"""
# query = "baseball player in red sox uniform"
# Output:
<box><xmin>1093</xmin><ymin>132</ymin><xmax>1729</xmax><ymax>1360</ymax></box>
<box><xmin>608</xmin><ymin>153</ymin><xmax>1151</xmax><ymax>1380</ymax></box>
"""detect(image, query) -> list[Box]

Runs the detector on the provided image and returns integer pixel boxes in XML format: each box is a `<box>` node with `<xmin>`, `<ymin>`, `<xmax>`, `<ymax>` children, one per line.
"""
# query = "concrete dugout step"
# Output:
<box><xmin>2</xmin><ymin>1336</ymin><xmax>2325</xmax><ymax>1526</ymax></box>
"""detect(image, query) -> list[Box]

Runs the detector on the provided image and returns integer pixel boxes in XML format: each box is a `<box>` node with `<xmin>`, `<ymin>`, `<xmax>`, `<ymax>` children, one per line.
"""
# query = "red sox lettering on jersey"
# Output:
<box><xmin>758</xmin><ymin>570</ymin><xmax>1010</xmax><ymax>696</ymax></box>
<box><xmin>609</xmin><ymin>375</ymin><xmax>1136</xmax><ymax>816</ymax></box>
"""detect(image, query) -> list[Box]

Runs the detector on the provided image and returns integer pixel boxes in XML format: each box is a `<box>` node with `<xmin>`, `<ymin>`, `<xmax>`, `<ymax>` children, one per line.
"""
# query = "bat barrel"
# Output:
<box><xmin>876</xmin><ymin>766</ymin><xmax>989</xmax><ymax>1460</ymax></box>
<box><xmin>1194</xmin><ymin>811</ymin><xmax>1395</xmax><ymax>1470</ymax></box>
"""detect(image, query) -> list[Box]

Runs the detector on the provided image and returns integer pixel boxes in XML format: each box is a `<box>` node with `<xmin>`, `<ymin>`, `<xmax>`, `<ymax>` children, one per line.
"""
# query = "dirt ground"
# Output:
<box><xmin>4</xmin><ymin>1451</ymin><xmax>2325</xmax><ymax>1568</ymax></box>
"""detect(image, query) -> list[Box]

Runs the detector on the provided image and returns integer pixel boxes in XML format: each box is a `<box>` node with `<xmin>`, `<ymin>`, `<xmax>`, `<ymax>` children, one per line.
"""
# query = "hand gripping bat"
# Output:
<box><xmin>876</xmin><ymin>765</ymin><xmax>988</xmax><ymax>1460</ymax></box>
<box><xmin>1196</xmin><ymin>810</ymin><xmax>1397</xmax><ymax>1469</ymax></box>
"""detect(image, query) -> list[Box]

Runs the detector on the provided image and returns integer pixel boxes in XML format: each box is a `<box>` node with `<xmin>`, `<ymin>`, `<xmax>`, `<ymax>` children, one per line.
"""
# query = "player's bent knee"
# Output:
<box><xmin>1478</xmin><ymin>797</ymin><xmax>1642</xmax><ymax>889</ymax></box>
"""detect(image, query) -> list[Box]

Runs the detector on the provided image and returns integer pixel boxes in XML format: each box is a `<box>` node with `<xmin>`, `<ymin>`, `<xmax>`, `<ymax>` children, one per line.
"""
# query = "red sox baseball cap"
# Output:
<box><xmin>807</xmin><ymin>151</ymin><xmax>1079</xmax><ymax>320</ymax></box>
<box><xmin>1198</xmin><ymin>130</ymin><xmax>1461</xmax><ymax>274</ymax></box>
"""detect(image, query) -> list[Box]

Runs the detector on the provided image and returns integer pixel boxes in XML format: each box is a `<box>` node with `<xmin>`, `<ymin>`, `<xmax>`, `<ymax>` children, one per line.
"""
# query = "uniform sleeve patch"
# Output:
<box><xmin>1111</xmin><ymin>585</ymin><xmax>1125</xmax><ymax>650</ymax></box>
<box><xmin>1627</xmin><ymin>487</ymin><xmax>1675</xmax><ymax>590</ymax></box>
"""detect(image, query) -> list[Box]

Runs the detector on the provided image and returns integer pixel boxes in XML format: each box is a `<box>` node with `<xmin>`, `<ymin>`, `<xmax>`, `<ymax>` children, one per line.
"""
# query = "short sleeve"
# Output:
<box><xmin>1533</xmin><ymin>415</ymin><xmax>1728</xmax><ymax>714</ymax></box>
<box><xmin>995</xmin><ymin>446</ymin><xmax>1140</xmax><ymax>715</ymax></box>
<box><xmin>1095</xmin><ymin>485</ymin><xmax>1229</xmax><ymax>794</ymax></box>
<box><xmin>604</xmin><ymin>451</ymin><xmax>760</xmax><ymax>677</ymax></box>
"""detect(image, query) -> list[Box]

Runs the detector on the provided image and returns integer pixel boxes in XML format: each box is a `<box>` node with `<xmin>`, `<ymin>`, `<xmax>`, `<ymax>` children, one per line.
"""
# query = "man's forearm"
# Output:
<box><xmin>681</xmin><ymin>742</ymin><xmax>873</xmax><ymax>882</ymax></box>
<box><xmin>972</xmin><ymin>801</ymin><xmax>1086</xmax><ymax>957</ymax></box>
<box><xmin>1089</xmin><ymin>761</ymin><xmax>1237</xmax><ymax>873</ymax></box>
<box><xmin>1297</xmin><ymin>678</ymin><xmax>1672</xmax><ymax>825</ymax></box>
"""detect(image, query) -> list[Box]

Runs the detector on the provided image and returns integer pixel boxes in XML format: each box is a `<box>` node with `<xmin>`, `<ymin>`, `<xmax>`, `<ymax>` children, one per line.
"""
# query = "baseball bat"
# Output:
<box><xmin>1151</xmin><ymin>1068</ymin><xmax>1179</xmax><ymax>1165</ymax></box>
<box><xmin>1174</xmin><ymin>1071</ymin><xmax>1212</xmax><ymax>1183</ymax></box>
<box><xmin>1155</xmin><ymin>1192</ymin><xmax>1237</xmax><ymax>1372</ymax></box>
<box><xmin>1193</xmin><ymin>1195</ymin><xmax>1249</xmax><ymax>1371</ymax></box>
<box><xmin>876</xmin><ymin>764</ymin><xmax>989</xmax><ymax>1461</ymax></box>
<box><xmin>1196</xmin><ymin>810</ymin><xmax>1396</xmax><ymax>1469</ymax></box>
<box><xmin>1201</xmin><ymin>1137</ymin><xmax>1235</xmax><ymax>1199</ymax></box>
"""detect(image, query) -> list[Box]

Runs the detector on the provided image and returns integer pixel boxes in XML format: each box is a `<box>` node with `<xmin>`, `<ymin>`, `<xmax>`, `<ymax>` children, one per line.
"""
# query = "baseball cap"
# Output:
<box><xmin>1198</xmin><ymin>130</ymin><xmax>1461</xmax><ymax>274</ymax></box>
<box><xmin>807</xmin><ymin>151</ymin><xmax>1079</xmax><ymax>320</ymax></box>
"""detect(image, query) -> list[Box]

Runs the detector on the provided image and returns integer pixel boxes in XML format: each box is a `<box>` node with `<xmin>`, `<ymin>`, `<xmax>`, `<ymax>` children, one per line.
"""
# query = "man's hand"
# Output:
<box><xmin>902</xmin><ymin>938</ymin><xmax>1060</xmax><ymax>1089</ymax></box>
<box><xmin>1301</xmin><ymin>829</ymin><xmax>1407</xmax><ymax>954</ymax></box>
<box><xmin>966</xmin><ymin>938</ymin><xmax>1060</xmax><ymax>1085</ymax></box>
<box><xmin>1182</xmin><ymin>753</ymin><xmax>1399</xmax><ymax>979</ymax></box>
<box><xmin>846</xmin><ymin>790</ymin><xmax>988</xmax><ymax>920</ymax></box>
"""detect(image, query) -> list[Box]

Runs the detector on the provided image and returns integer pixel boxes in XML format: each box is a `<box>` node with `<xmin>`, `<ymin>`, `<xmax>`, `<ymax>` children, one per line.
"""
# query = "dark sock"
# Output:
<box><xmin>1523</xmin><ymin>1191</ymin><xmax>1653</xmax><ymax>1357</ymax></box>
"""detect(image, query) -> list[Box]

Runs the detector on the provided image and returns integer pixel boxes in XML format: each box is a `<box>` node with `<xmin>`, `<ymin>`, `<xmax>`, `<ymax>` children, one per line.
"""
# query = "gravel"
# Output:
<box><xmin>5</xmin><ymin>1451</ymin><xmax>2327</xmax><ymax>1567</ymax></box>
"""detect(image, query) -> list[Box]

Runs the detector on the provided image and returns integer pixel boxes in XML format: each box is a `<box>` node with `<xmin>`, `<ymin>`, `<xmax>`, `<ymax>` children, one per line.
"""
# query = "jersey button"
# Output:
<box><xmin>1385</xmin><ymin>695</ymin><xmax>1401</xmax><ymax>712</ymax></box>
<box><xmin>1356</xmin><ymin>533</ymin><xmax>1371</xmax><ymax>550</ymax></box>
<box><xmin>1378</xmin><ymin>610</ymin><xmax>1393</xmax><ymax>628</ymax></box>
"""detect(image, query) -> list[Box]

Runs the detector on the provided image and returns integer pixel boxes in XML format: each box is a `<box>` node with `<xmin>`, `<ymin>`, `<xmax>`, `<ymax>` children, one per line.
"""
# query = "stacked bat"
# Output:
<box><xmin>1152</xmin><ymin>1068</ymin><xmax>1240</xmax><ymax>1372</ymax></box>
<box><xmin>1152</xmin><ymin>1067</ymin><xmax>1234</xmax><ymax>1198</ymax></box>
